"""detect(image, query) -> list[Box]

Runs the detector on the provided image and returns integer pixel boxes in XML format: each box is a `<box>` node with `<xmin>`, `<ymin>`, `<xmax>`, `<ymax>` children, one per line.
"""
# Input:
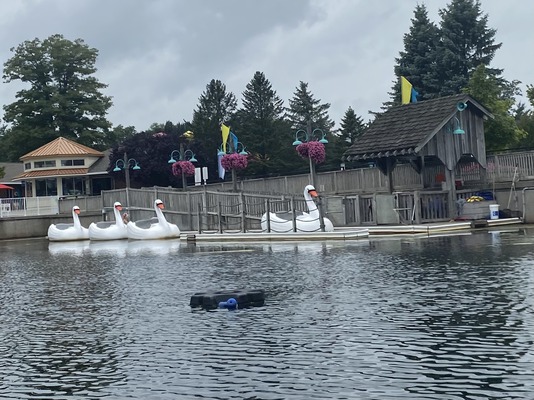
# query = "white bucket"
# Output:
<box><xmin>489</xmin><ymin>204</ymin><xmax>499</xmax><ymax>220</ymax></box>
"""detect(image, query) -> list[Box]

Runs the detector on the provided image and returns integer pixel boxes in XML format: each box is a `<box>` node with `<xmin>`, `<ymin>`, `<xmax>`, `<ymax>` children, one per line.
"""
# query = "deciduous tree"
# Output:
<box><xmin>1</xmin><ymin>34</ymin><xmax>113</xmax><ymax>161</ymax></box>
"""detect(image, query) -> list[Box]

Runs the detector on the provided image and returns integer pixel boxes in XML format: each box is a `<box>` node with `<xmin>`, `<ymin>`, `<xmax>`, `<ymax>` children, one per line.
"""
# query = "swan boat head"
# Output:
<box><xmin>261</xmin><ymin>184</ymin><xmax>334</xmax><ymax>233</ymax></box>
<box><xmin>47</xmin><ymin>205</ymin><xmax>89</xmax><ymax>241</ymax></box>
<box><xmin>88</xmin><ymin>201</ymin><xmax>128</xmax><ymax>240</ymax></box>
<box><xmin>126</xmin><ymin>199</ymin><xmax>180</xmax><ymax>240</ymax></box>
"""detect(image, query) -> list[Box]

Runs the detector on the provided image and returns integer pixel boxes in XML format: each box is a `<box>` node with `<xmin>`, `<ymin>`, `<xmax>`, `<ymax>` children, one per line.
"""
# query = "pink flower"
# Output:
<box><xmin>172</xmin><ymin>160</ymin><xmax>196</xmax><ymax>176</ymax></box>
<box><xmin>296</xmin><ymin>141</ymin><xmax>326</xmax><ymax>164</ymax></box>
<box><xmin>221</xmin><ymin>153</ymin><xmax>248</xmax><ymax>171</ymax></box>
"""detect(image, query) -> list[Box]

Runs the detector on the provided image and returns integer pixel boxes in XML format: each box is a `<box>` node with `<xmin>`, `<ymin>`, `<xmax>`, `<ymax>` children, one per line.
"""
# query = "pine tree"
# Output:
<box><xmin>191</xmin><ymin>79</ymin><xmax>237</xmax><ymax>180</ymax></box>
<box><xmin>235</xmin><ymin>71</ymin><xmax>291</xmax><ymax>177</ymax></box>
<box><xmin>286</xmin><ymin>82</ymin><xmax>338</xmax><ymax>174</ymax></box>
<box><xmin>387</xmin><ymin>4</ymin><xmax>440</xmax><ymax>107</ymax></box>
<box><xmin>339</xmin><ymin>107</ymin><xmax>366</xmax><ymax>145</ymax></box>
<box><xmin>434</xmin><ymin>0</ymin><xmax>502</xmax><ymax>96</ymax></box>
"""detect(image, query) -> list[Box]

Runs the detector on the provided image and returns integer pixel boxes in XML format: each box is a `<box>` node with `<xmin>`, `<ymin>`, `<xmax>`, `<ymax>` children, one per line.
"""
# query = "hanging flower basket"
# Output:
<box><xmin>296</xmin><ymin>141</ymin><xmax>326</xmax><ymax>164</ymax></box>
<box><xmin>221</xmin><ymin>153</ymin><xmax>248</xmax><ymax>171</ymax></box>
<box><xmin>172</xmin><ymin>160</ymin><xmax>196</xmax><ymax>176</ymax></box>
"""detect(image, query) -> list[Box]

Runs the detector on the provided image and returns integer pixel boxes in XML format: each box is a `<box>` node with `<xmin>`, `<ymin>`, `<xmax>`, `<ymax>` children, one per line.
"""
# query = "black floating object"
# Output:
<box><xmin>190</xmin><ymin>289</ymin><xmax>265</xmax><ymax>310</ymax></box>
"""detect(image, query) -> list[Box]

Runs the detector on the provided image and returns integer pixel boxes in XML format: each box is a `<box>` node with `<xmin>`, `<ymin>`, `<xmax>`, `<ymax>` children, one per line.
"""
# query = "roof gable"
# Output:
<box><xmin>20</xmin><ymin>137</ymin><xmax>104</xmax><ymax>160</ymax></box>
<box><xmin>344</xmin><ymin>94</ymin><xmax>491</xmax><ymax>160</ymax></box>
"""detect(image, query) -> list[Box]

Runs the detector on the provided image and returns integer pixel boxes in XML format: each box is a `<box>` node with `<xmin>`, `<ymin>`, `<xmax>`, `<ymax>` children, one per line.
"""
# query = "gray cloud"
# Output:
<box><xmin>0</xmin><ymin>0</ymin><xmax>532</xmax><ymax>132</ymax></box>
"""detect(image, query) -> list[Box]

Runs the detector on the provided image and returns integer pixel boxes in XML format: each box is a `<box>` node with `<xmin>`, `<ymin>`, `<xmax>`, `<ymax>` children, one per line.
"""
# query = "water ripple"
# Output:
<box><xmin>0</xmin><ymin>233</ymin><xmax>533</xmax><ymax>399</ymax></box>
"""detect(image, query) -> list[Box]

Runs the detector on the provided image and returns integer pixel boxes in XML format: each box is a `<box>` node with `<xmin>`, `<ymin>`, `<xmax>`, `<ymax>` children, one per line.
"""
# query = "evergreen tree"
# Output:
<box><xmin>235</xmin><ymin>71</ymin><xmax>291</xmax><ymax>177</ymax></box>
<box><xmin>339</xmin><ymin>107</ymin><xmax>366</xmax><ymax>145</ymax></box>
<box><xmin>191</xmin><ymin>79</ymin><xmax>237</xmax><ymax>180</ymax></box>
<box><xmin>464</xmin><ymin>65</ymin><xmax>525</xmax><ymax>151</ymax></box>
<box><xmin>286</xmin><ymin>82</ymin><xmax>338</xmax><ymax>173</ymax></box>
<box><xmin>433</xmin><ymin>0</ymin><xmax>502</xmax><ymax>96</ymax></box>
<box><xmin>387</xmin><ymin>4</ymin><xmax>440</xmax><ymax>107</ymax></box>
<box><xmin>1</xmin><ymin>34</ymin><xmax>113</xmax><ymax>161</ymax></box>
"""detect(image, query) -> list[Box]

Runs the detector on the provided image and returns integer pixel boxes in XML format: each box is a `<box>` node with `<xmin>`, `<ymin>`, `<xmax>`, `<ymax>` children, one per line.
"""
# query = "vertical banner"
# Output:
<box><xmin>221</xmin><ymin>124</ymin><xmax>230</xmax><ymax>153</ymax></box>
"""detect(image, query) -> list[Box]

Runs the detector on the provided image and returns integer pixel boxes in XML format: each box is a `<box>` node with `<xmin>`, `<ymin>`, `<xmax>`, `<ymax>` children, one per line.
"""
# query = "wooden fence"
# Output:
<box><xmin>53</xmin><ymin>150</ymin><xmax>534</xmax><ymax>230</ymax></box>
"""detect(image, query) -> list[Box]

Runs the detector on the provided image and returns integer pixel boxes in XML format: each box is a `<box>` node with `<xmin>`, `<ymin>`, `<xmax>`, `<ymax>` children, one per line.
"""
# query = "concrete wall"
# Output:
<box><xmin>0</xmin><ymin>213</ymin><xmax>100</xmax><ymax>240</ymax></box>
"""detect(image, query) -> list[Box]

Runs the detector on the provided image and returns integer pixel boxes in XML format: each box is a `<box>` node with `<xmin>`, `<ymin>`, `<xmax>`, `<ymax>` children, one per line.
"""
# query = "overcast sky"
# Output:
<box><xmin>0</xmin><ymin>0</ymin><xmax>532</xmax><ymax>133</ymax></box>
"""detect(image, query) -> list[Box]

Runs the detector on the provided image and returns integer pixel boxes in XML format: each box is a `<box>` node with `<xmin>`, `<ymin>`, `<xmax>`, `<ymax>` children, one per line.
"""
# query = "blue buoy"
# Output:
<box><xmin>190</xmin><ymin>289</ymin><xmax>265</xmax><ymax>310</ymax></box>
<box><xmin>218</xmin><ymin>297</ymin><xmax>238</xmax><ymax>310</ymax></box>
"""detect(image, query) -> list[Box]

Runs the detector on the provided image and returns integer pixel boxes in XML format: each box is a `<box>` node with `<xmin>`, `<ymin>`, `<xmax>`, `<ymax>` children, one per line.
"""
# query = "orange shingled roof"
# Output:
<box><xmin>20</xmin><ymin>137</ymin><xmax>104</xmax><ymax>160</ymax></box>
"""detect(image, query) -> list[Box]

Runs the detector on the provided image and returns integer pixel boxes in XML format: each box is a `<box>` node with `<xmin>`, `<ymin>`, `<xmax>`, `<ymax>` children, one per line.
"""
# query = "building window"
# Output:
<box><xmin>35</xmin><ymin>178</ymin><xmax>57</xmax><ymax>196</ymax></box>
<box><xmin>61</xmin><ymin>159</ymin><xmax>85</xmax><ymax>167</ymax></box>
<box><xmin>62</xmin><ymin>177</ymin><xmax>85</xmax><ymax>196</ymax></box>
<box><xmin>34</xmin><ymin>160</ymin><xmax>56</xmax><ymax>168</ymax></box>
<box><xmin>24</xmin><ymin>163</ymin><xmax>31</xmax><ymax>170</ymax></box>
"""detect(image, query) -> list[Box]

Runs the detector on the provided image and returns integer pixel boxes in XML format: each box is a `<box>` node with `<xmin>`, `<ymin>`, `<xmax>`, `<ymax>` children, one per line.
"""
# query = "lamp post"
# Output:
<box><xmin>168</xmin><ymin>143</ymin><xmax>197</xmax><ymax>190</ymax></box>
<box><xmin>113</xmin><ymin>152</ymin><xmax>141</xmax><ymax>208</ymax></box>
<box><xmin>218</xmin><ymin>140</ymin><xmax>248</xmax><ymax>191</ymax></box>
<box><xmin>292</xmin><ymin>121</ymin><xmax>328</xmax><ymax>187</ymax></box>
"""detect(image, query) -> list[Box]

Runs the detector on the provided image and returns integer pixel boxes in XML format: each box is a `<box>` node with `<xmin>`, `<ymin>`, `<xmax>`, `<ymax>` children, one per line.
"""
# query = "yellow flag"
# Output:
<box><xmin>221</xmin><ymin>124</ymin><xmax>230</xmax><ymax>153</ymax></box>
<box><xmin>401</xmin><ymin>76</ymin><xmax>412</xmax><ymax>105</ymax></box>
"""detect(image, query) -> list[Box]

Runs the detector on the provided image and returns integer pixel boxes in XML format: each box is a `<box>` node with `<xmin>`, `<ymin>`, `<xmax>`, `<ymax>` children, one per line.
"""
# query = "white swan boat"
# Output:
<box><xmin>88</xmin><ymin>201</ymin><xmax>128</xmax><ymax>241</ymax></box>
<box><xmin>261</xmin><ymin>185</ymin><xmax>334</xmax><ymax>233</ymax></box>
<box><xmin>47</xmin><ymin>205</ymin><xmax>90</xmax><ymax>242</ymax></box>
<box><xmin>127</xmin><ymin>199</ymin><xmax>181</xmax><ymax>240</ymax></box>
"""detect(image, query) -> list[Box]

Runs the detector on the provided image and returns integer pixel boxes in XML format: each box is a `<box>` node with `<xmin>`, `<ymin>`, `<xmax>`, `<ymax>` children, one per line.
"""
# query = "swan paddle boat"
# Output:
<box><xmin>127</xmin><ymin>199</ymin><xmax>181</xmax><ymax>240</ymax></box>
<box><xmin>261</xmin><ymin>184</ymin><xmax>334</xmax><ymax>233</ymax></box>
<box><xmin>88</xmin><ymin>201</ymin><xmax>128</xmax><ymax>241</ymax></box>
<box><xmin>47</xmin><ymin>205</ymin><xmax>90</xmax><ymax>242</ymax></box>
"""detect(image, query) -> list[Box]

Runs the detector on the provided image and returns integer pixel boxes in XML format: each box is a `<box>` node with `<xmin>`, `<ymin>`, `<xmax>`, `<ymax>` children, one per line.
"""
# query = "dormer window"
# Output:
<box><xmin>61</xmin><ymin>159</ymin><xmax>85</xmax><ymax>166</ymax></box>
<box><xmin>24</xmin><ymin>162</ymin><xmax>31</xmax><ymax>170</ymax></box>
<box><xmin>34</xmin><ymin>160</ymin><xmax>56</xmax><ymax>168</ymax></box>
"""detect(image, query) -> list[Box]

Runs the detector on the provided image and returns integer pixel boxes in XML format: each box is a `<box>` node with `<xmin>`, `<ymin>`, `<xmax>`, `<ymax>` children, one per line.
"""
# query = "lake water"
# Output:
<box><xmin>1</xmin><ymin>228</ymin><xmax>533</xmax><ymax>399</ymax></box>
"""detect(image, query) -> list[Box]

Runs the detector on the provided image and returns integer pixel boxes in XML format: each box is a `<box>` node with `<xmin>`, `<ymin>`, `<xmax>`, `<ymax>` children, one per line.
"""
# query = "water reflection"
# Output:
<box><xmin>1</xmin><ymin>230</ymin><xmax>533</xmax><ymax>399</ymax></box>
<box><xmin>48</xmin><ymin>240</ymin><xmax>90</xmax><ymax>256</ymax></box>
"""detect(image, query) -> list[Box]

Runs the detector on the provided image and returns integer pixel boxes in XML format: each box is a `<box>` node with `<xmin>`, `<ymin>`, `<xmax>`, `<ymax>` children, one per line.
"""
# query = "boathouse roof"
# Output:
<box><xmin>343</xmin><ymin>94</ymin><xmax>493</xmax><ymax>162</ymax></box>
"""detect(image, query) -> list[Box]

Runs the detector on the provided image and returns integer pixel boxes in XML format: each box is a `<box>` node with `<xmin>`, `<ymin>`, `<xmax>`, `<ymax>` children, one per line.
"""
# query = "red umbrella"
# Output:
<box><xmin>0</xmin><ymin>184</ymin><xmax>14</xmax><ymax>190</ymax></box>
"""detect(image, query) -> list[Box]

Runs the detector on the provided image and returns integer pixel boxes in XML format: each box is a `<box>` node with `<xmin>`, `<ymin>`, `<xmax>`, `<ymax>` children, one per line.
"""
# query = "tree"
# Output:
<box><xmin>234</xmin><ymin>71</ymin><xmax>292</xmax><ymax>177</ymax></box>
<box><xmin>387</xmin><ymin>4</ymin><xmax>440</xmax><ymax>107</ymax></box>
<box><xmin>191</xmin><ymin>79</ymin><xmax>237</xmax><ymax>180</ymax></box>
<box><xmin>286</xmin><ymin>82</ymin><xmax>339</xmax><ymax>174</ymax></box>
<box><xmin>516</xmin><ymin>85</ymin><xmax>534</xmax><ymax>150</ymax></box>
<box><xmin>107</xmin><ymin>125</ymin><xmax>137</xmax><ymax>147</ymax></box>
<box><xmin>433</xmin><ymin>0</ymin><xmax>502</xmax><ymax>96</ymax></box>
<box><xmin>109</xmin><ymin>130</ymin><xmax>198</xmax><ymax>188</ymax></box>
<box><xmin>339</xmin><ymin>107</ymin><xmax>366</xmax><ymax>145</ymax></box>
<box><xmin>1</xmin><ymin>34</ymin><xmax>113</xmax><ymax>161</ymax></box>
<box><xmin>464</xmin><ymin>65</ymin><xmax>525</xmax><ymax>151</ymax></box>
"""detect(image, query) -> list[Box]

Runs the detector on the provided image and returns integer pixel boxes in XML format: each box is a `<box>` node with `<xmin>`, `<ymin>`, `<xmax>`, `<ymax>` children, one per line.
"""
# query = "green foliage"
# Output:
<box><xmin>286</xmin><ymin>82</ymin><xmax>340</xmax><ymax>172</ymax></box>
<box><xmin>191</xmin><ymin>79</ymin><xmax>237</xmax><ymax>178</ymax></box>
<box><xmin>1</xmin><ymin>34</ymin><xmax>113</xmax><ymax>161</ymax></box>
<box><xmin>515</xmin><ymin>85</ymin><xmax>534</xmax><ymax>150</ymax></box>
<box><xmin>108</xmin><ymin>125</ymin><xmax>137</xmax><ymax>146</ymax></box>
<box><xmin>232</xmin><ymin>71</ymin><xmax>292</xmax><ymax>177</ymax></box>
<box><xmin>109</xmin><ymin>130</ymin><xmax>199</xmax><ymax>188</ymax></box>
<box><xmin>527</xmin><ymin>85</ymin><xmax>534</xmax><ymax>108</ymax></box>
<box><xmin>387</xmin><ymin>4</ymin><xmax>440</xmax><ymax>107</ymax></box>
<box><xmin>464</xmin><ymin>65</ymin><xmax>525</xmax><ymax>151</ymax></box>
<box><xmin>388</xmin><ymin>0</ymin><xmax>503</xmax><ymax>108</ymax></box>
<box><xmin>339</xmin><ymin>107</ymin><xmax>366</xmax><ymax>145</ymax></box>
<box><xmin>433</xmin><ymin>0</ymin><xmax>502</xmax><ymax>96</ymax></box>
